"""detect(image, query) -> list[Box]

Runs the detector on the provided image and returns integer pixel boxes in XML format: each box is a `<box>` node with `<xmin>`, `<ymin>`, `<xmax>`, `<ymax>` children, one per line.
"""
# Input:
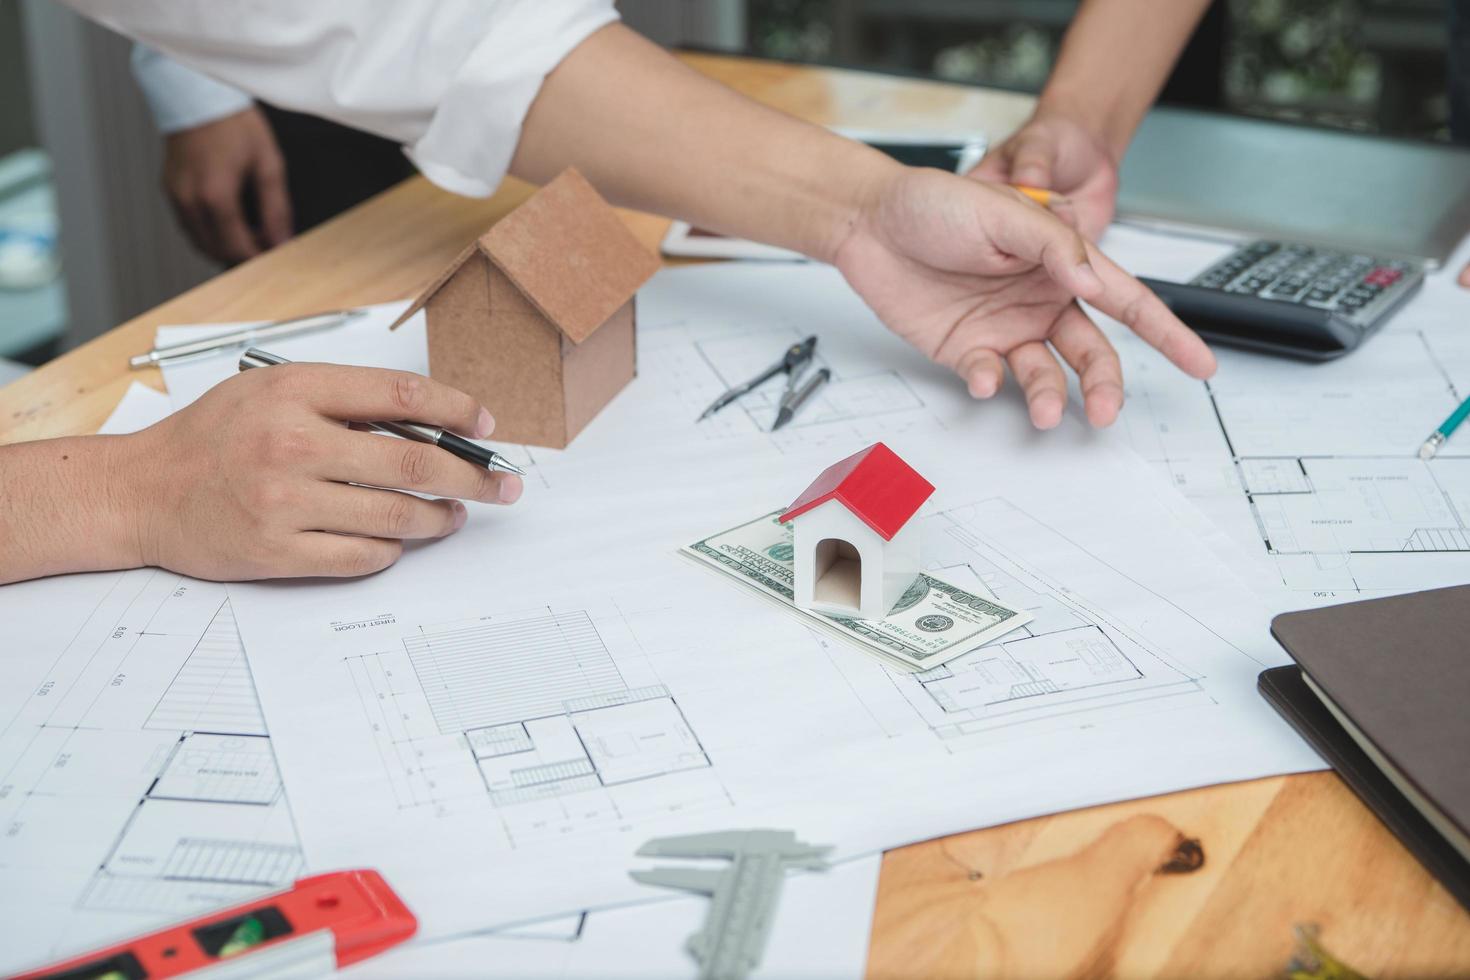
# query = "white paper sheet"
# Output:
<box><xmin>351</xmin><ymin>856</ymin><xmax>882</xmax><ymax>980</ymax></box>
<box><xmin>221</xmin><ymin>265</ymin><xmax>1320</xmax><ymax>939</ymax></box>
<box><xmin>0</xmin><ymin>383</ymin><xmax>880</xmax><ymax>978</ymax></box>
<box><xmin>1094</xmin><ymin>225</ymin><xmax>1470</xmax><ymax>604</ymax></box>
<box><xmin>155</xmin><ymin>301</ymin><xmax>426</xmax><ymax>412</ymax></box>
<box><xmin>0</xmin><ymin>384</ymin><xmax>305</xmax><ymax>975</ymax></box>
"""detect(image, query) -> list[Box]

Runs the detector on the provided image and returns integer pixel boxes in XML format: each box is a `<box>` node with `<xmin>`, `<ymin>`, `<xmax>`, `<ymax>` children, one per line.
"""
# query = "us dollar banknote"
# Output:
<box><xmin>682</xmin><ymin>510</ymin><xmax>1031</xmax><ymax>671</ymax></box>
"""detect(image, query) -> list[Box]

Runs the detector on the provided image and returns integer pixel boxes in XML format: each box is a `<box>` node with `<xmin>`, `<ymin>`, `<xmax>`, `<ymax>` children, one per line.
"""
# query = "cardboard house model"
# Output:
<box><xmin>389</xmin><ymin>168</ymin><xmax>659</xmax><ymax>449</ymax></box>
<box><xmin>778</xmin><ymin>443</ymin><xmax>935</xmax><ymax>620</ymax></box>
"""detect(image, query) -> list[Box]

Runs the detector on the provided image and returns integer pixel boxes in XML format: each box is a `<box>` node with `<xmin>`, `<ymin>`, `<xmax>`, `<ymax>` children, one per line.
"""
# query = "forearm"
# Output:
<box><xmin>510</xmin><ymin>23</ymin><xmax>900</xmax><ymax>263</ymax></box>
<box><xmin>0</xmin><ymin>435</ymin><xmax>145</xmax><ymax>584</ymax></box>
<box><xmin>1039</xmin><ymin>0</ymin><xmax>1213</xmax><ymax>156</ymax></box>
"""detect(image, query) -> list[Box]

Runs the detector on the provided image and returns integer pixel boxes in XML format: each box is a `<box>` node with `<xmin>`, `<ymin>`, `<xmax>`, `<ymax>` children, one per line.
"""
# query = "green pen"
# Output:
<box><xmin>1419</xmin><ymin>391</ymin><xmax>1470</xmax><ymax>459</ymax></box>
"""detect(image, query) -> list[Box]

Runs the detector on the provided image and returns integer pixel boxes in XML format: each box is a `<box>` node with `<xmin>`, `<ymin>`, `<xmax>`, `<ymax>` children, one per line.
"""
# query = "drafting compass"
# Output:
<box><xmin>631</xmin><ymin>829</ymin><xmax>832</xmax><ymax>980</ymax></box>
<box><xmin>696</xmin><ymin>335</ymin><xmax>828</xmax><ymax>431</ymax></box>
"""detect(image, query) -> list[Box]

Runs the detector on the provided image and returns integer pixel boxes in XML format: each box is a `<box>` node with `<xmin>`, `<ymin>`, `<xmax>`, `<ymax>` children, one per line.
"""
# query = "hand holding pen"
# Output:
<box><xmin>240</xmin><ymin>349</ymin><xmax>524</xmax><ymax>475</ymax></box>
<box><xmin>108</xmin><ymin>356</ymin><xmax>524</xmax><ymax>581</ymax></box>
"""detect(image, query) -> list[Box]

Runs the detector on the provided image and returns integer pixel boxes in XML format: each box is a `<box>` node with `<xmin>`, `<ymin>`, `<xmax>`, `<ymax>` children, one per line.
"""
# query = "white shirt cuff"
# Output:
<box><xmin>130</xmin><ymin>44</ymin><xmax>254</xmax><ymax>134</ymax></box>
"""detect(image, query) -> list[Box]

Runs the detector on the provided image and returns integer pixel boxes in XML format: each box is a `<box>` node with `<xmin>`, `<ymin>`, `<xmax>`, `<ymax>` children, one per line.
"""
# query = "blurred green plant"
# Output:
<box><xmin>1226</xmin><ymin>0</ymin><xmax>1383</xmax><ymax>125</ymax></box>
<box><xmin>749</xmin><ymin>0</ymin><xmax>834</xmax><ymax>62</ymax></box>
<box><xmin>932</xmin><ymin>26</ymin><xmax>1055</xmax><ymax>90</ymax></box>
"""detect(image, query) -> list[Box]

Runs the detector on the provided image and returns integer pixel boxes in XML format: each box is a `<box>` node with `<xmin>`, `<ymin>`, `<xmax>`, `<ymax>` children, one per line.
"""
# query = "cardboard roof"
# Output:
<box><xmin>778</xmin><ymin>442</ymin><xmax>935</xmax><ymax>541</ymax></box>
<box><xmin>389</xmin><ymin>167</ymin><xmax>658</xmax><ymax>343</ymax></box>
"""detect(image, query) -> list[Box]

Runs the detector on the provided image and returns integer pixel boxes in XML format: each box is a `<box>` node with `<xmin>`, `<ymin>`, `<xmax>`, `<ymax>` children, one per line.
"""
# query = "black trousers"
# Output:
<box><xmin>258</xmin><ymin>103</ymin><xmax>418</xmax><ymax>234</ymax></box>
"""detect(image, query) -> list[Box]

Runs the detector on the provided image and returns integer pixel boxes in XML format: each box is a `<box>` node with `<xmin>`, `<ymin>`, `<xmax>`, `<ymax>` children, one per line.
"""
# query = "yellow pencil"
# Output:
<box><xmin>1012</xmin><ymin>184</ymin><xmax>1069</xmax><ymax>209</ymax></box>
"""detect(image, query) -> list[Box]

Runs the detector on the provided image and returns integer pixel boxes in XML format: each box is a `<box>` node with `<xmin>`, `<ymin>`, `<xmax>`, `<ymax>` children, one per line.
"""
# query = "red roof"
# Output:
<box><xmin>778</xmin><ymin>443</ymin><xmax>934</xmax><ymax>541</ymax></box>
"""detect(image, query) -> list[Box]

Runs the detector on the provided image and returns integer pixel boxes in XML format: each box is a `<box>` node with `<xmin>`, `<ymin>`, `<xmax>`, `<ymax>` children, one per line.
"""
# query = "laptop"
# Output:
<box><xmin>1118</xmin><ymin>106</ymin><xmax>1470</xmax><ymax>267</ymax></box>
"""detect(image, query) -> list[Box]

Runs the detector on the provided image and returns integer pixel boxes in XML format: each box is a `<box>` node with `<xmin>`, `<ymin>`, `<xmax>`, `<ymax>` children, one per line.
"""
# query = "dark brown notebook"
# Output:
<box><xmin>1270</xmin><ymin>586</ymin><xmax>1470</xmax><ymax>866</ymax></box>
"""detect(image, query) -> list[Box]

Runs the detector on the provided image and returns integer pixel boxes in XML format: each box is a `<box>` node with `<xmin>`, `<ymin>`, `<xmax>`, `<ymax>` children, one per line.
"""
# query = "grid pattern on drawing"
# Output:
<box><xmin>404</xmin><ymin>611</ymin><xmax>626</xmax><ymax>734</ymax></box>
<box><xmin>147</xmin><ymin>602</ymin><xmax>267</xmax><ymax>736</ymax></box>
<box><xmin>81</xmin><ymin>874</ymin><xmax>269</xmax><ymax>914</ymax></box>
<box><xmin>161</xmin><ymin>838</ymin><xmax>304</xmax><ymax>886</ymax></box>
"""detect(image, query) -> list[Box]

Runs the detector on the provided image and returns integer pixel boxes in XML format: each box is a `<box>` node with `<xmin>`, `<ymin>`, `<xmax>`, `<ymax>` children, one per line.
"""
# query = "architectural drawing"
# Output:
<box><xmin>861</xmin><ymin>500</ymin><xmax>1212</xmax><ymax>749</ymax></box>
<box><xmin>0</xmin><ymin>577</ymin><xmax>303</xmax><ymax>973</ymax></box>
<box><xmin>348</xmin><ymin>606</ymin><xmax>730</xmax><ymax>845</ymax></box>
<box><xmin>1111</xmin><ymin>323</ymin><xmax>1470</xmax><ymax>598</ymax></box>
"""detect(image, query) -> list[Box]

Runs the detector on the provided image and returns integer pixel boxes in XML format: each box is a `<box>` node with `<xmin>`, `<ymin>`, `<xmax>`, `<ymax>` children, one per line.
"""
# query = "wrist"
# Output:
<box><xmin>810</xmin><ymin>141</ymin><xmax>905</xmax><ymax>266</ymax></box>
<box><xmin>93</xmin><ymin>432</ymin><xmax>155</xmax><ymax>572</ymax></box>
<box><xmin>1032</xmin><ymin>88</ymin><xmax>1128</xmax><ymax>163</ymax></box>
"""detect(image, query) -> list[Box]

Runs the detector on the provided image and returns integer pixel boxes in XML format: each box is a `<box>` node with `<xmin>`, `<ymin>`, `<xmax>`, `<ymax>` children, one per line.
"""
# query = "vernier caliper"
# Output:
<box><xmin>630</xmin><ymin>829</ymin><xmax>833</xmax><ymax>980</ymax></box>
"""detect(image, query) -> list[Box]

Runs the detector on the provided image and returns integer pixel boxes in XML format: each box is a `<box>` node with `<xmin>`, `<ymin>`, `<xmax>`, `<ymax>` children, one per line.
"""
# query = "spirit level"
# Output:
<box><xmin>13</xmin><ymin>870</ymin><xmax>415</xmax><ymax>979</ymax></box>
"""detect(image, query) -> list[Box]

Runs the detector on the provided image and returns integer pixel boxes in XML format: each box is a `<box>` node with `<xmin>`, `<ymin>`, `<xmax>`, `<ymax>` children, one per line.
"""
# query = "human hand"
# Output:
<box><xmin>119</xmin><ymin>364</ymin><xmax>522</xmax><ymax>580</ymax></box>
<box><xmin>1460</xmin><ymin>261</ymin><xmax>1470</xmax><ymax>289</ymax></box>
<box><xmin>969</xmin><ymin>108</ymin><xmax>1119</xmax><ymax>241</ymax></box>
<box><xmin>832</xmin><ymin>164</ymin><xmax>1215</xmax><ymax>429</ymax></box>
<box><xmin>162</xmin><ymin>105</ymin><xmax>293</xmax><ymax>265</ymax></box>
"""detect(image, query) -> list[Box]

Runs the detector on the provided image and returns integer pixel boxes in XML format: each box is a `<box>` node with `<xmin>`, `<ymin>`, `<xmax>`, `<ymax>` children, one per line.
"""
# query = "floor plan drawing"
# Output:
<box><xmin>0</xmin><ymin>576</ymin><xmax>303</xmax><ymax>974</ymax></box>
<box><xmin>348</xmin><ymin>605</ymin><xmax>732</xmax><ymax>845</ymax></box>
<box><xmin>1080</xmin><ymin>224</ymin><xmax>1470</xmax><ymax>602</ymax></box>
<box><xmin>833</xmin><ymin>499</ymin><xmax>1217</xmax><ymax>751</ymax></box>
<box><xmin>1109</xmin><ymin>322</ymin><xmax>1470</xmax><ymax>599</ymax></box>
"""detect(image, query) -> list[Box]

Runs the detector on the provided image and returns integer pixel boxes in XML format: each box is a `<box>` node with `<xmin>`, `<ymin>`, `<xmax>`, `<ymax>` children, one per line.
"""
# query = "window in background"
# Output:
<box><xmin>744</xmin><ymin>0</ymin><xmax>1455</xmax><ymax>144</ymax></box>
<box><xmin>0</xmin><ymin>1</ymin><xmax>64</xmax><ymax>373</ymax></box>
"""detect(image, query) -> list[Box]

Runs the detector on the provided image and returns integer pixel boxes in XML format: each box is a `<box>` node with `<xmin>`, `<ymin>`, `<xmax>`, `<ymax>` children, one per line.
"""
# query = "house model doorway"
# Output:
<box><xmin>779</xmin><ymin>443</ymin><xmax>934</xmax><ymax>620</ymax></box>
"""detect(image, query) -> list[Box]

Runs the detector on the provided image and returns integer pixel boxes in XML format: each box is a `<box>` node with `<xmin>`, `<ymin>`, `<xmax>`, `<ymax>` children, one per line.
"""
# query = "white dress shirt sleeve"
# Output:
<box><xmin>130</xmin><ymin>45</ymin><xmax>253</xmax><ymax>134</ymax></box>
<box><xmin>68</xmin><ymin>1</ymin><xmax>620</xmax><ymax>197</ymax></box>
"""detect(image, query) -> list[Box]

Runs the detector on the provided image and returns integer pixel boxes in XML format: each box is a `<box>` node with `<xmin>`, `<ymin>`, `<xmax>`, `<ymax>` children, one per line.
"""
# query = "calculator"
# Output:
<box><xmin>1139</xmin><ymin>240</ymin><xmax>1425</xmax><ymax>360</ymax></box>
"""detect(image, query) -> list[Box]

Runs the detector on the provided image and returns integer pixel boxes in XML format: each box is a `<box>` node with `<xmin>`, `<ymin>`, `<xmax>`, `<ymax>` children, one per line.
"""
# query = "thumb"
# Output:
<box><xmin>969</xmin><ymin>143</ymin><xmax>1013</xmax><ymax>182</ymax></box>
<box><xmin>986</xmin><ymin>191</ymin><xmax>1103</xmax><ymax>299</ymax></box>
<box><xmin>1007</xmin><ymin>129</ymin><xmax>1058</xmax><ymax>190</ymax></box>
<box><xmin>1459</xmin><ymin>260</ymin><xmax>1470</xmax><ymax>289</ymax></box>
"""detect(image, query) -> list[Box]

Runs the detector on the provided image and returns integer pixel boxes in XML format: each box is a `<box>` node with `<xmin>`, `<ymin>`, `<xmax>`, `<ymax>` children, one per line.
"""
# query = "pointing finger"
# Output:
<box><xmin>1082</xmin><ymin>244</ymin><xmax>1217</xmax><ymax>379</ymax></box>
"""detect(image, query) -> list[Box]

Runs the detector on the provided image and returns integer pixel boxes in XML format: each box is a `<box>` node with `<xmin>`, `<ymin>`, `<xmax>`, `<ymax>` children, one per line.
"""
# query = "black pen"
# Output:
<box><xmin>238</xmin><ymin>347</ymin><xmax>526</xmax><ymax>476</ymax></box>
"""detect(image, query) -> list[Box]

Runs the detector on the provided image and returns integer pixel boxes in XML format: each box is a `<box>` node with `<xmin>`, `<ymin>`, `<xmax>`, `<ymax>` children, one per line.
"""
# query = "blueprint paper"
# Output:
<box><xmin>4</xmin><ymin>383</ymin><xmax>872</xmax><ymax>978</ymax></box>
<box><xmin>350</xmin><ymin>856</ymin><xmax>882</xmax><ymax>980</ymax></box>
<box><xmin>0</xmin><ymin>385</ymin><xmax>304</xmax><ymax>975</ymax></box>
<box><xmin>1092</xmin><ymin>225</ymin><xmax>1470</xmax><ymax>605</ymax></box>
<box><xmin>224</xmin><ymin>264</ymin><xmax>1321</xmax><ymax>938</ymax></box>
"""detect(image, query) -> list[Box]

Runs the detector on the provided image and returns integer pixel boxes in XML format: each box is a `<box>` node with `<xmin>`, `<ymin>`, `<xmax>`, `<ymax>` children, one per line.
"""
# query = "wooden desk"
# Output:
<box><xmin>2</xmin><ymin>52</ymin><xmax>1467</xmax><ymax>979</ymax></box>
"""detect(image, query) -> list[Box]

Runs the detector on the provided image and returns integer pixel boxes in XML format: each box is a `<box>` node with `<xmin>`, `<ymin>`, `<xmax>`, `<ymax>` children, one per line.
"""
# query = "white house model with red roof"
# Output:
<box><xmin>778</xmin><ymin>442</ymin><xmax>936</xmax><ymax>620</ymax></box>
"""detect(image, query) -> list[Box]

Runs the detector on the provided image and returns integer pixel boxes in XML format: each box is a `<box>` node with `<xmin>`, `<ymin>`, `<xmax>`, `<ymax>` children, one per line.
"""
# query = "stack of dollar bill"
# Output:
<box><xmin>682</xmin><ymin>511</ymin><xmax>1031</xmax><ymax>672</ymax></box>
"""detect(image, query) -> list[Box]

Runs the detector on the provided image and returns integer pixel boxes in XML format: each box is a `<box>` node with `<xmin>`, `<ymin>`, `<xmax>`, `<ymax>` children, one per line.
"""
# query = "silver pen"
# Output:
<box><xmin>130</xmin><ymin>309</ymin><xmax>365</xmax><ymax>370</ymax></box>
<box><xmin>238</xmin><ymin>347</ymin><xmax>526</xmax><ymax>476</ymax></box>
